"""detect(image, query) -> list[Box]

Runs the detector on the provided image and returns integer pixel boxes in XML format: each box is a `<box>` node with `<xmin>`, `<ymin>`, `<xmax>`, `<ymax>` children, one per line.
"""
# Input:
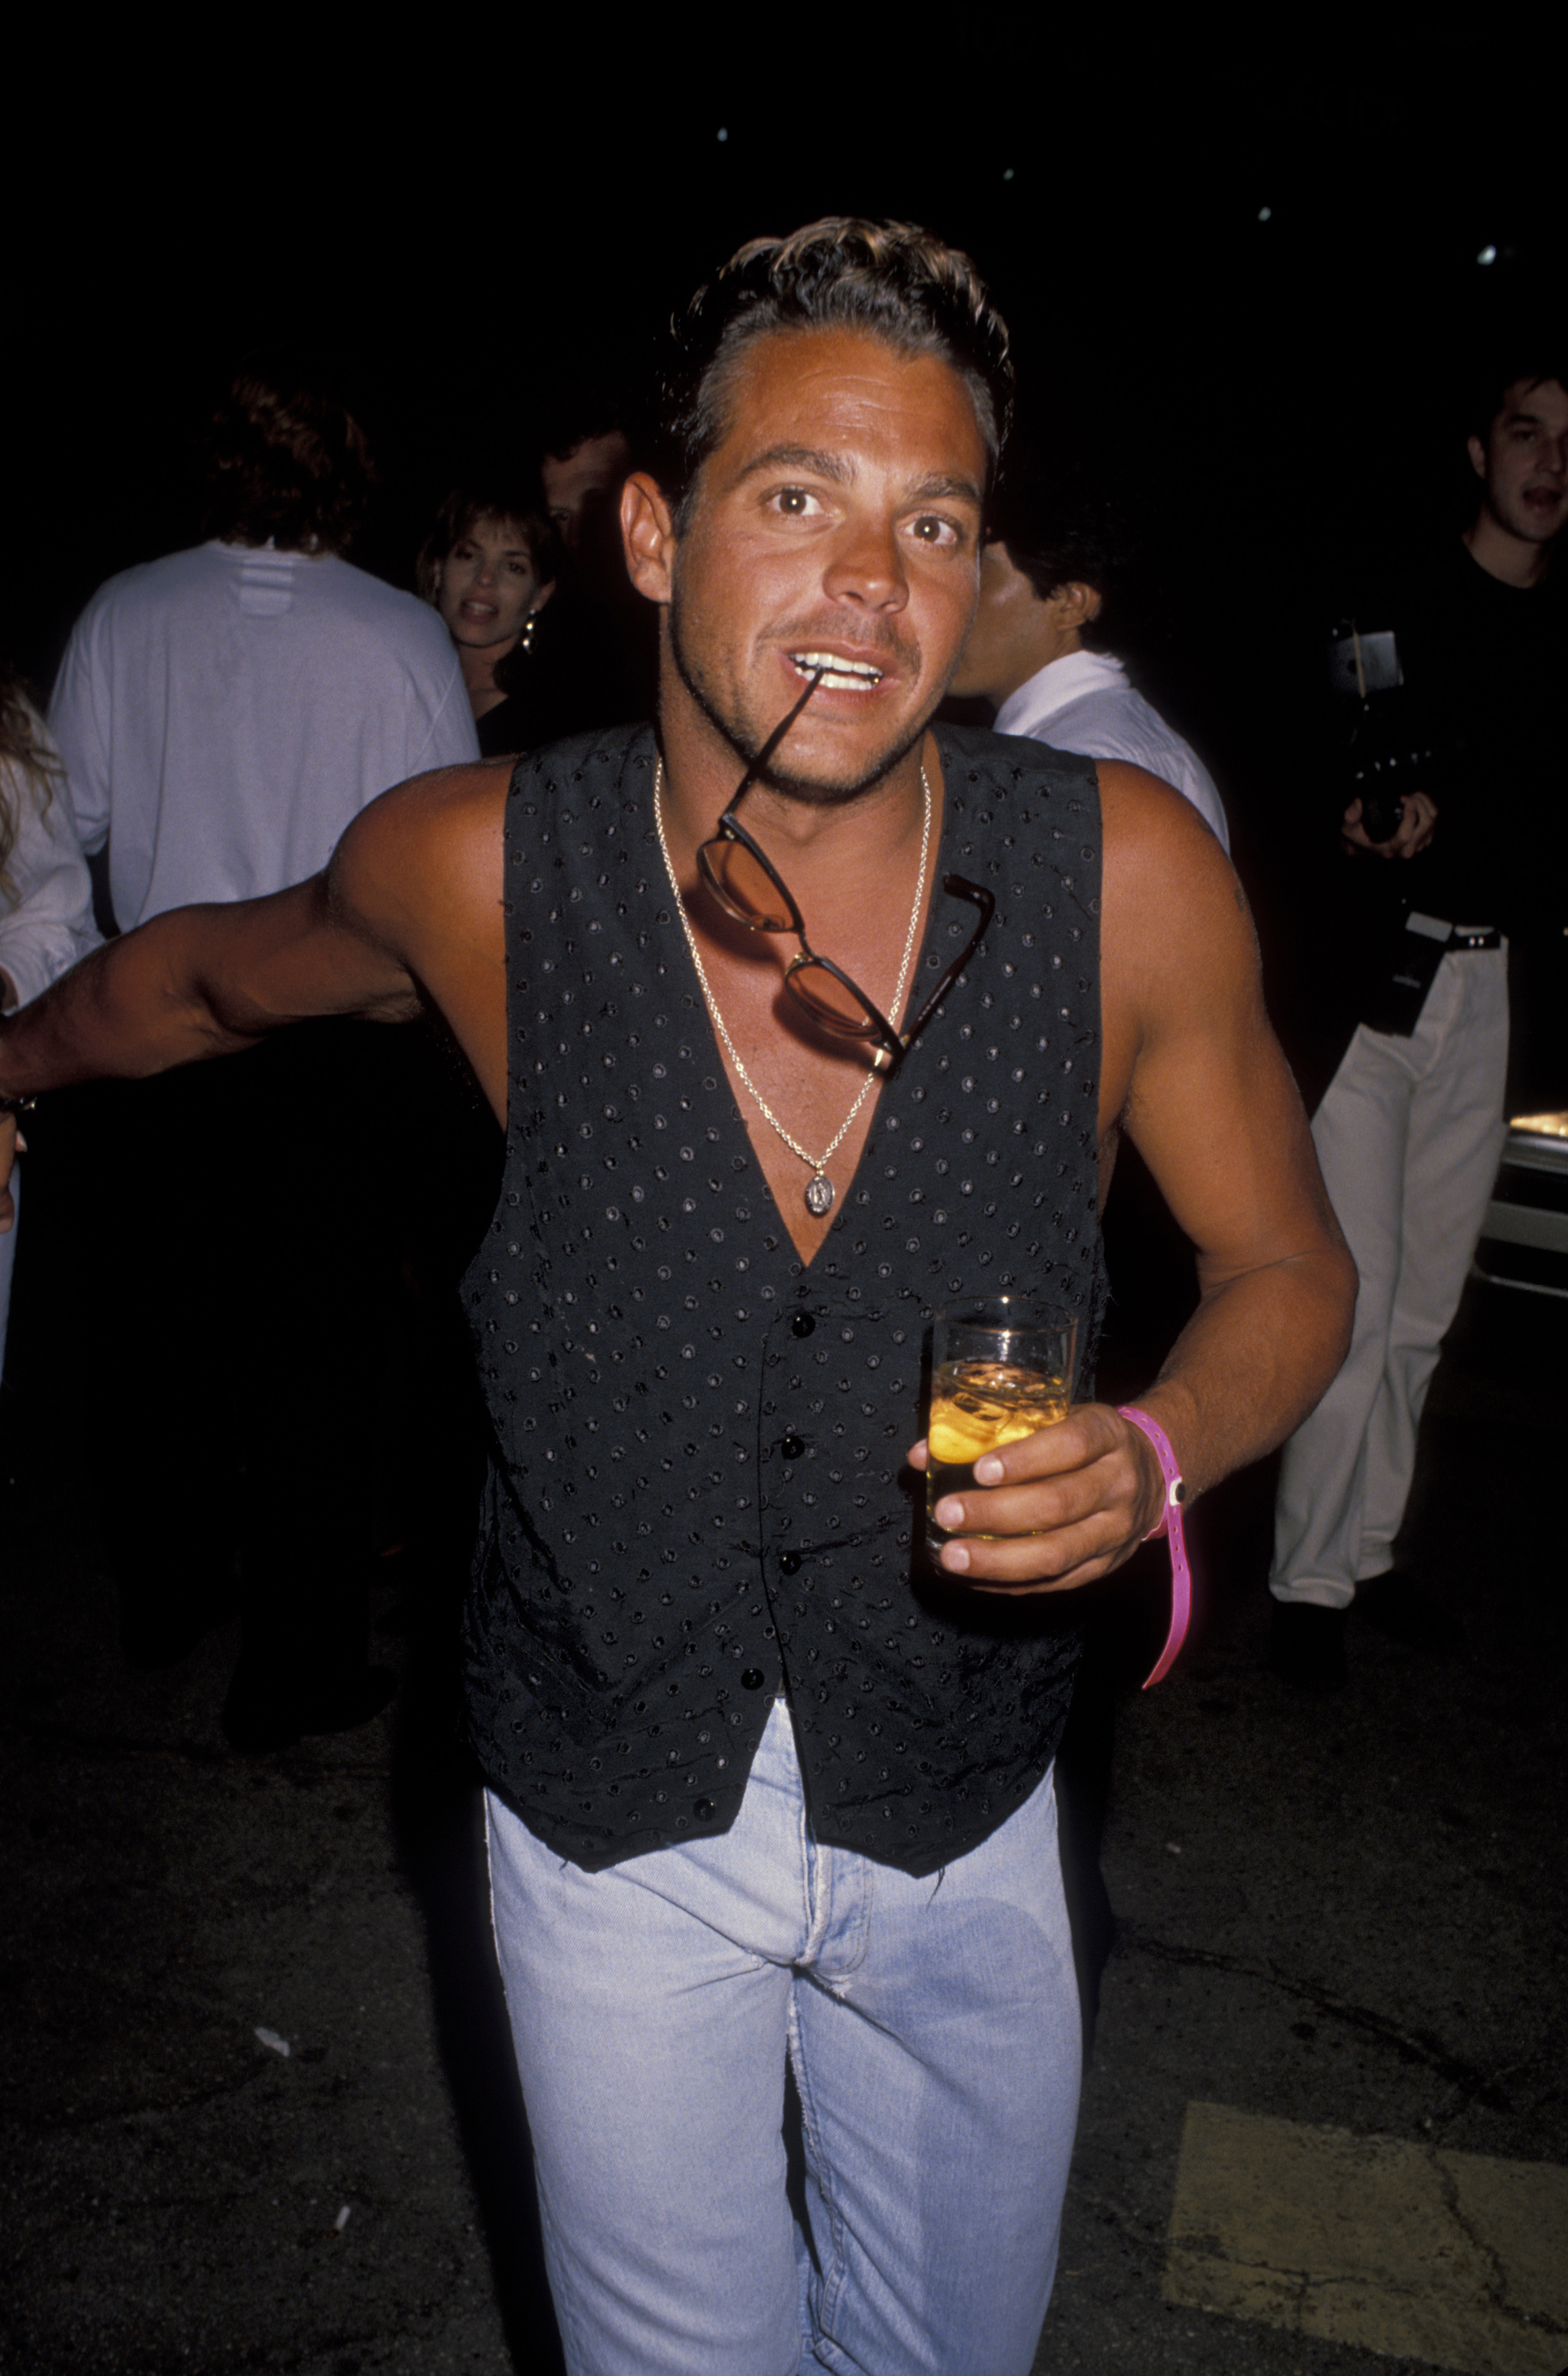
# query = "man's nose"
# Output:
<box><xmin>820</xmin><ymin>516</ymin><xmax>908</xmax><ymax>611</ymax></box>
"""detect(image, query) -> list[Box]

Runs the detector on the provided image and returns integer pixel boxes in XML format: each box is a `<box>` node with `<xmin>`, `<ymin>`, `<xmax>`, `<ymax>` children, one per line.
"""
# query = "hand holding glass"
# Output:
<box><xmin>925</xmin><ymin>1297</ymin><xmax>1079</xmax><ymax>1561</ymax></box>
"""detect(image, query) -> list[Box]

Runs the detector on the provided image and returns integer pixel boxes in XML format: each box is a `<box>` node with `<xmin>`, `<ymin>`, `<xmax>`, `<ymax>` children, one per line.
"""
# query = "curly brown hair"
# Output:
<box><xmin>202</xmin><ymin>358</ymin><xmax>376</xmax><ymax>553</ymax></box>
<box><xmin>0</xmin><ymin>672</ymin><xmax>63</xmax><ymax>909</ymax></box>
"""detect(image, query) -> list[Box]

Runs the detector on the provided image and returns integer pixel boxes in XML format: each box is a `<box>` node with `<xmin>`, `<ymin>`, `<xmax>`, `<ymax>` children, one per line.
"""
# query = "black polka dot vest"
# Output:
<box><xmin>462</xmin><ymin>722</ymin><xmax>1106</xmax><ymax>1875</ymax></box>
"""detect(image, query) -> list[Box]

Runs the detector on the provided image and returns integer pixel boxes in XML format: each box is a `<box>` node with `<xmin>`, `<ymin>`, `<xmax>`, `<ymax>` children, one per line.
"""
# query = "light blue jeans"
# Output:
<box><xmin>485</xmin><ymin>1696</ymin><xmax>1081</xmax><ymax>2375</ymax></box>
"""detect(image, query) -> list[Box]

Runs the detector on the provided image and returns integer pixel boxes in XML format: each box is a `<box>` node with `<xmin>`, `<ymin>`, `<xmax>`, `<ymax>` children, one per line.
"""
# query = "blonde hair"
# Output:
<box><xmin>0</xmin><ymin>676</ymin><xmax>63</xmax><ymax>908</ymax></box>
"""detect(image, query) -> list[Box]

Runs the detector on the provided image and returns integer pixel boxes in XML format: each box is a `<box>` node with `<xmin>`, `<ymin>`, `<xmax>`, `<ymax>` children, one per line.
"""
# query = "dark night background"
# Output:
<box><xmin>8</xmin><ymin>54</ymin><xmax>1562</xmax><ymax>976</ymax></box>
<box><xmin>3</xmin><ymin>50</ymin><xmax>1566</xmax><ymax>2376</ymax></box>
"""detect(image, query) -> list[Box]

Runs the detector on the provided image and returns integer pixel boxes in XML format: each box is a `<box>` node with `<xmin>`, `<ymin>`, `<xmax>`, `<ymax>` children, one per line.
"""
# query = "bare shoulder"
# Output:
<box><xmin>1100</xmin><ymin>758</ymin><xmax>1243</xmax><ymax>917</ymax></box>
<box><xmin>1100</xmin><ymin>760</ymin><xmax>1251</xmax><ymax>984</ymax></box>
<box><xmin>329</xmin><ymin>759</ymin><xmax>513</xmax><ymax>960</ymax></box>
<box><xmin>1097</xmin><ymin>760</ymin><xmax>1263</xmax><ymax>1133</ymax></box>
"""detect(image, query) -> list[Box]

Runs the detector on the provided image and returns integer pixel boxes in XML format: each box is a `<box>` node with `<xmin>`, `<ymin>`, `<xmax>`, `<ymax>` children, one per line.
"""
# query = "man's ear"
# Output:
<box><xmin>622</xmin><ymin>474</ymin><xmax>678</xmax><ymax>605</ymax></box>
<box><xmin>1052</xmin><ymin>580</ymin><xmax>1103</xmax><ymax>631</ymax></box>
<box><xmin>1467</xmin><ymin>432</ymin><xmax>1488</xmax><ymax>482</ymax></box>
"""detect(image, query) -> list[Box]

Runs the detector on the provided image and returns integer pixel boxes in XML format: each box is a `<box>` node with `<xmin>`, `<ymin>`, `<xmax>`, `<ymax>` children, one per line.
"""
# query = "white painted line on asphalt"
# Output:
<box><xmin>1163</xmin><ymin>2101</ymin><xmax>1568</xmax><ymax>2373</ymax></box>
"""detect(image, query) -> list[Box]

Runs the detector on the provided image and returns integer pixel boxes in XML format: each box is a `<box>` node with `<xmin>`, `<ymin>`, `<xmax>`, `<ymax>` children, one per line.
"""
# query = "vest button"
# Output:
<box><xmin>781</xmin><ymin>1434</ymin><xmax>805</xmax><ymax>1460</ymax></box>
<box><xmin>778</xmin><ymin>1551</ymin><xmax>802</xmax><ymax>1575</ymax></box>
<box><xmin>740</xmin><ymin>1667</ymin><xmax>764</xmax><ymax>1690</ymax></box>
<box><xmin>694</xmin><ymin>1797</ymin><xmax>716</xmax><ymax>1820</ymax></box>
<box><xmin>790</xmin><ymin>1312</ymin><xmax>816</xmax><ymax>1338</ymax></box>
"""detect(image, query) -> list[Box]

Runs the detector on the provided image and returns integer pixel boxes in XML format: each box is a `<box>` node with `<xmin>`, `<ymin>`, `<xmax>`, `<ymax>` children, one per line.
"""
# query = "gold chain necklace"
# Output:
<box><xmin>653</xmin><ymin>756</ymin><xmax>931</xmax><ymax>1217</ymax></box>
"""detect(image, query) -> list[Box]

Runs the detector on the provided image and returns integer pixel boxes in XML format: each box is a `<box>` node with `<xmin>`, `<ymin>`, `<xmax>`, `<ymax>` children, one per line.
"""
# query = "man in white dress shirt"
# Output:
<box><xmin>949</xmin><ymin>461</ymin><xmax>1229</xmax><ymax>2050</ymax></box>
<box><xmin>950</xmin><ymin>467</ymin><xmax>1228</xmax><ymax>848</ymax></box>
<box><xmin>47</xmin><ymin>360</ymin><xmax>479</xmax><ymax>1746</ymax></box>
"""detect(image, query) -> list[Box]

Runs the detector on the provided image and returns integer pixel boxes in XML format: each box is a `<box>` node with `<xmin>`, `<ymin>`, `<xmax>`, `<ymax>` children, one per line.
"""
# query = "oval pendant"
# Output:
<box><xmin>804</xmin><ymin>1174</ymin><xmax>835</xmax><ymax>1218</ymax></box>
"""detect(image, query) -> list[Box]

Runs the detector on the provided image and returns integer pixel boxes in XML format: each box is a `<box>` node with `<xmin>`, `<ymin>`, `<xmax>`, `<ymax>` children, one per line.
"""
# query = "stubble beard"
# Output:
<box><xmin>668</xmin><ymin>582</ymin><xmax>932</xmax><ymax>809</ymax></box>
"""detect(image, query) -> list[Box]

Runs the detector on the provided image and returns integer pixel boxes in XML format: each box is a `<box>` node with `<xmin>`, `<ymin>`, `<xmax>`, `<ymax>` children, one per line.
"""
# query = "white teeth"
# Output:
<box><xmin>791</xmin><ymin>649</ymin><xmax>884</xmax><ymax>688</ymax></box>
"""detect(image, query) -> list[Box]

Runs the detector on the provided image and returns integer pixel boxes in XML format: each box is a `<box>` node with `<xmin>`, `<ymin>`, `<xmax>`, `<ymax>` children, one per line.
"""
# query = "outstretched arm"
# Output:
<box><xmin>0</xmin><ymin>761</ymin><xmax>512</xmax><ymax>1227</ymax></box>
<box><xmin>911</xmin><ymin>763</ymin><xmax>1357</xmax><ymax>1592</ymax></box>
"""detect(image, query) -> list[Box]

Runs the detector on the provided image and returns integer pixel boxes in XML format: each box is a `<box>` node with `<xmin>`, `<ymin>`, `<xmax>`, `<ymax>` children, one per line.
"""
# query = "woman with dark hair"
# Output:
<box><xmin>0</xmin><ymin>672</ymin><xmax>98</xmax><ymax>1373</ymax></box>
<box><xmin>421</xmin><ymin>487</ymin><xmax>565</xmax><ymax>757</ymax></box>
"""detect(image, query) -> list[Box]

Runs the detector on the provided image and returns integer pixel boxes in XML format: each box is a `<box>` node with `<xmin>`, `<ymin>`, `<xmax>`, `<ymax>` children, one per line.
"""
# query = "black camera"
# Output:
<box><xmin>1326</xmin><ymin>623</ymin><xmax>1442</xmax><ymax>844</ymax></box>
<box><xmin>1347</xmin><ymin>744</ymin><xmax>1415</xmax><ymax>845</ymax></box>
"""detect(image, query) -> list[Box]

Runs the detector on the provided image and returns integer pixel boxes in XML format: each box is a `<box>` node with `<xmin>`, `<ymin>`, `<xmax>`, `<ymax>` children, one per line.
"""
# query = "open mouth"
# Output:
<box><xmin>789</xmin><ymin>649</ymin><xmax>885</xmax><ymax>693</ymax></box>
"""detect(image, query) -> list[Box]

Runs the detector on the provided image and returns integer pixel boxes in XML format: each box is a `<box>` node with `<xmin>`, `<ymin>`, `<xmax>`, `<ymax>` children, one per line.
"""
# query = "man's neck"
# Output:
<box><xmin>982</xmin><ymin>623</ymin><xmax>1084</xmax><ymax>711</ymax></box>
<box><xmin>1463</xmin><ymin>508</ymin><xmax>1555</xmax><ymax>591</ymax></box>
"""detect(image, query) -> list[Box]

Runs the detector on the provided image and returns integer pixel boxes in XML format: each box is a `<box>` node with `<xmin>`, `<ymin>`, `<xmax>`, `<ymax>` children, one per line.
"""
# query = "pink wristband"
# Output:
<box><xmin>1116</xmin><ymin>1405</ymin><xmax>1191</xmax><ymax>1689</ymax></box>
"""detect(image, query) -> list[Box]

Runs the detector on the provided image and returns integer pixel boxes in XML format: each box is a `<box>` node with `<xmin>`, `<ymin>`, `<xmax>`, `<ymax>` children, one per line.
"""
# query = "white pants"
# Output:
<box><xmin>1271</xmin><ymin>948</ymin><xmax>1508</xmax><ymax>1609</ymax></box>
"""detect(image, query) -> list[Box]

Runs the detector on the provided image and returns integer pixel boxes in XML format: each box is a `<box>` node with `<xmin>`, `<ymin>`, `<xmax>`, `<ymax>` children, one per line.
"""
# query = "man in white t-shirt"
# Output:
<box><xmin>950</xmin><ymin>467</ymin><xmax>1228</xmax><ymax>849</ymax></box>
<box><xmin>54</xmin><ymin>390</ymin><xmax>476</xmax><ymax>929</ymax></box>
<box><xmin>47</xmin><ymin>361</ymin><xmax>479</xmax><ymax>1747</ymax></box>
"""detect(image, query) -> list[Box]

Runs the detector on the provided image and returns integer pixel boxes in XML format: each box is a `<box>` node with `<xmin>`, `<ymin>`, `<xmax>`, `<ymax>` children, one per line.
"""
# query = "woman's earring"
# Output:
<box><xmin>519</xmin><ymin>608</ymin><xmax>539</xmax><ymax>655</ymax></box>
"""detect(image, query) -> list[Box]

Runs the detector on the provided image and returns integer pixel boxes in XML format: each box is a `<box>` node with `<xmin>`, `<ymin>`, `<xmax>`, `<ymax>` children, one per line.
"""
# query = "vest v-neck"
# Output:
<box><xmin>672</xmin><ymin>775</ymin><xmax>953</xmax><ymax>1273</ymax></box>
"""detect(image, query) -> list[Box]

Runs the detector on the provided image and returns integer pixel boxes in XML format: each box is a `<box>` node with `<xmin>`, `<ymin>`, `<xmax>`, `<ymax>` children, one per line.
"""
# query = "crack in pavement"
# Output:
<box><xmin>1117</xmin><ymin>1926</ymin><xmax>1512</xmax><ymax>2108</ymax></box>
<box><xmin>3</xmin><ymin>2057</ymin><xmax>278</xmax><ymax>2136</ymax></box>
<box><xmin>2</xmin><ymin>1719</ymin><xmax>385</xmax><ymax>1781</ymax></box>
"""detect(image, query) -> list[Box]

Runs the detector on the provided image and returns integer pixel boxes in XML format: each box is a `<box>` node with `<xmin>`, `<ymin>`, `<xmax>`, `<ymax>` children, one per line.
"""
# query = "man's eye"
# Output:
<box><xmin>773</xmin><ymin>487</ymin><xmax>820</xmax><ymax>516</ymax></box>
<box><xmin>910</xmin><ymin>515</ymin><xmax>961</xmax><ymax>546</ymax></box>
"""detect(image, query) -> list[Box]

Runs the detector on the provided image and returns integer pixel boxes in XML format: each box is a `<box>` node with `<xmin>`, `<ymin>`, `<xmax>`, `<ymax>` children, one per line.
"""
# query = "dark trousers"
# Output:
<box><xmin>87</xmin><ymin>1022</ymin><xmax>415</xmax><ymax>1706</ymax></box>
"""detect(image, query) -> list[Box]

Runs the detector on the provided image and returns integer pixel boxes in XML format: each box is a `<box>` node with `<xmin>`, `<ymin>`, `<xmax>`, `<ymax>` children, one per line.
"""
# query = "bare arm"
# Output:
<box><xmin>0</xmin><ymin>762</ymin><xmax>512</xmax><ymax>1224</ymax></box>
<box><xmin>911</xmin><ymin>763</ymin><xmax>1357</xmax><ymax>1591</ymax></box>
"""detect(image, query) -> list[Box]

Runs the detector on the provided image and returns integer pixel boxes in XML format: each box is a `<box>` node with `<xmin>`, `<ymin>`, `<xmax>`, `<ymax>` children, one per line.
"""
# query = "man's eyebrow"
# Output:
<box><xmin>734</xmin><ymin>444</ymin><xmax>854</xmax><ymax>486</ymax></box>
<box><xmin>905</xmin><ymin>472</ymin><xmax>985</xmax><ymax>509</ymax></box>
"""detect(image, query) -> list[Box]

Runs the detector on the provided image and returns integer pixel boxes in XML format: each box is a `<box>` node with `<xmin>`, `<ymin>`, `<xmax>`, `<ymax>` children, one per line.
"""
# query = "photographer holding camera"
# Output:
<box><xmin>1269</xmin><ymin>355</ymin><xmax>1568</xmax><ymax>1689</ymax></box>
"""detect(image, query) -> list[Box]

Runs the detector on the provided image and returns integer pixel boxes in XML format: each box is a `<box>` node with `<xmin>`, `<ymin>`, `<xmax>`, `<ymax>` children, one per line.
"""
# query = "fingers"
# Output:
<box><xmin>914</xmin><ymin>1404</ymin><xmax>1166</xmax><ymax>1596</ymax></box>
<box><xmin>1399</xmin><ymin>791</ymin><xmax>1437</xmax><ymax>856</ymax></box>
<box><xmin>933</xmin><ymin>1457</ymin><xmax>1106</xmax><ymax>1545</ymax></box>
<box><xmin>938</xmin><ymin>1505</ymin><xmax>1128</xmax><ymax>1593</ymax></box>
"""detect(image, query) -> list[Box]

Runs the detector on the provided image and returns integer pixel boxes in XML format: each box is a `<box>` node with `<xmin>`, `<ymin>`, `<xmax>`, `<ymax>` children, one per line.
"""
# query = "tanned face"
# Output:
<box><xmin>1469</xmin><ymin>378</ymin><xmax>1568</xmax><ymax>548</ymax></box>
<box><xmin>662</xmin><ymin>326</ymin><xmax>989</xmax><ymax>804</ymax></box>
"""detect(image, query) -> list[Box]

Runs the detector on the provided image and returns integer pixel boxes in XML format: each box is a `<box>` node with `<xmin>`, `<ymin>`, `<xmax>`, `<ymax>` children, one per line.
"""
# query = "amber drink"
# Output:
<box><xmin>925</xmin><ymin>1299</ymin><xmax>1077</xmax><ymax>1559</ymax></box>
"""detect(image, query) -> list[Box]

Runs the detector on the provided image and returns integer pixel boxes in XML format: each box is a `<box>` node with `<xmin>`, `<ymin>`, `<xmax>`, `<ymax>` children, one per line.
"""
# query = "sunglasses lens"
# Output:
<box><xmin>700</xmin><ymin>840</ymin><xmax>795</xmax><ymax>932</ymax></box>
<box><xmin>786</xmin><ymin>958</ymin><xmax>879</xmax><ymax>1034</ymax></box>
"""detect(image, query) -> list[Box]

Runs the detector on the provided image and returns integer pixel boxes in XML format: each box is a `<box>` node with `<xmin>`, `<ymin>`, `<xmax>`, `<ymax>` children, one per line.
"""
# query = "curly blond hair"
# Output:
<box><xmin>0</xmin><ymin>674</ymin><xmax>62</xmax><ymax>909</ymax></box>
